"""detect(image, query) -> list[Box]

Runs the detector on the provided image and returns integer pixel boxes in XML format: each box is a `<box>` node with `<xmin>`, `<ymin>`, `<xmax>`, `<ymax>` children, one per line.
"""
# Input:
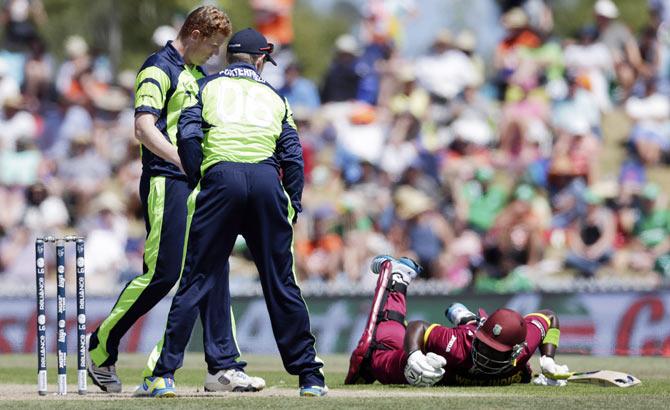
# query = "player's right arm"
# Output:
<box><xmin>405</xmin><ymin>320</ymin><xmax>460</xmax><ymax>359</ymax></box>
<box><xmin>135</xmin><ymin>114</ymin><xmax>184</xmax><ymax>172</ymax></box>
<box><xmin>176</xmin><ymin>84</ymin><xmax>205</xmax><ymax>188</ymax></box>
<box><xmin>134</xmin><ymin>65</ymin><xmax>184</xmax><ymax>172</ymax></box>
<box><xmin>402</xmin><ymin>321</ymin><xmax>446</xmax><ymax>387</ymax></box>
<box><xmin>404</xmin><ymin>320</ymin><xmax>430</xmax><ymax>354</ymax></box>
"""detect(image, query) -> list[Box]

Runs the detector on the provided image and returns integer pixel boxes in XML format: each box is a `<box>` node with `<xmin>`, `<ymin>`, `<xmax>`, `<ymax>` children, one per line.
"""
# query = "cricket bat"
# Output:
<box><xmin>567</xmin><ymin>370</ymin><xmax>641</xmax><ymax>387</ymax></box>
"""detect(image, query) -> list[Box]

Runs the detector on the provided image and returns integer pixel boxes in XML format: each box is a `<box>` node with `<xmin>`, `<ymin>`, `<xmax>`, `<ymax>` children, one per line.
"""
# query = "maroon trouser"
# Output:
<box><xmin>369</xmin><ymin>291</ymin><xmax>410</xmax><ymax>384</ymax></box>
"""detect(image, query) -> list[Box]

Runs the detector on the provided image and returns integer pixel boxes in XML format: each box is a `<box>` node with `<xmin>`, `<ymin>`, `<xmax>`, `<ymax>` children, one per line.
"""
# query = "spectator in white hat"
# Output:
<box><xmin>320</xmin><ymin>34</ymin><xmax>362</xmax><ymax>103</ymax></box>
<box><xmin>152</xmin><ymin>25</ymin><xmax>177</xmax><ymax>48</ymax></box>
<box><xmin>55</xmin><ymin>35</ymin><xmax>93</xmax><ymax>103</ymax></box>
<box><xmin>0</xmin><ymin>93</ymin><xmax>37</xmax><ymax>153</ymax></box>
<box><xmin>563</xmin><ymin>25</ymin><xmax>614</xmax><ymax>112</ymax></box>
<box><xmin>0</xmin><ymin>58</ymin><xmax>19</xmax><ymax>108</ymax></box>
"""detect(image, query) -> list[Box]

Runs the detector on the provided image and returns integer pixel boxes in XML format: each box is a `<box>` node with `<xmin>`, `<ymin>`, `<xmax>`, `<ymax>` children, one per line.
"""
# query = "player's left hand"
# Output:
<box><xmin>540</xmin><ymin>355</ymin><xmax>571</xmax><ymax>379</ymax></box>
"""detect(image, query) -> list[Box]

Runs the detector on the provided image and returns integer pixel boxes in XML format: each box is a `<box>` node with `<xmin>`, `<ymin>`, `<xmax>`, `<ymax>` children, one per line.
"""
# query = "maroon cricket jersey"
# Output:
<box><xmin>423</xmin><ymin>313</ymin><xmax>550</xmax><ymax>386</ymax></box>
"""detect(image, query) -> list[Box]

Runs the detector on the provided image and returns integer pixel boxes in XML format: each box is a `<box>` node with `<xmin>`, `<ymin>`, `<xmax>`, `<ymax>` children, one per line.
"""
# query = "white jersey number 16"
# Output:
<box><xmin>216</xmin><ymin>81</ymin><xmax>275</xmax><ymax>128</ymax></box>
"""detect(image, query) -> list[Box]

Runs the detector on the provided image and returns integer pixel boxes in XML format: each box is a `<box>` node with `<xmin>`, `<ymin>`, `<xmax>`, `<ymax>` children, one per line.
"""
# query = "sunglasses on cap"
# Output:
<box><xmin>259</xmin><ymin>43</ymin><xmax>274</xmax><ymax>54</ymax></box>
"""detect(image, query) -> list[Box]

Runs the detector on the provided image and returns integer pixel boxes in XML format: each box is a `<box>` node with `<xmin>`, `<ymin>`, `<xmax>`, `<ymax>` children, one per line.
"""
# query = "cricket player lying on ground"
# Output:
<box><xmin>345</xmin><ymin>256</ymin><xmax>570</xmax><ymax>387</ymax></box>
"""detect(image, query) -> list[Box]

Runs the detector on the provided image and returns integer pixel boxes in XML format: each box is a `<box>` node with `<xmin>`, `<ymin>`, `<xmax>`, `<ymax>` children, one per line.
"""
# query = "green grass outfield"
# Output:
<box><xmin>1</xmin><ymin>354</ymin><xmax>669</xmax><ymax>409</ymax></box>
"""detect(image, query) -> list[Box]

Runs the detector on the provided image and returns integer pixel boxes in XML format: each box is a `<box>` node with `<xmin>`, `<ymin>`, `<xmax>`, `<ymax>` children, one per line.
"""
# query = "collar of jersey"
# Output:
<box><xmin>225</xmin><ymin>62</ymin><xmax>259</xmax><ymax>74</ymax></box>
<box><xmin>164</xmin><ymin>40</ymin><xmax>187</xmax><ymax>67</ymax></box>
<box><xmin>220</xmin><ymin>62</ymin><xmax>265</xmax><ymax>83</ymax></box>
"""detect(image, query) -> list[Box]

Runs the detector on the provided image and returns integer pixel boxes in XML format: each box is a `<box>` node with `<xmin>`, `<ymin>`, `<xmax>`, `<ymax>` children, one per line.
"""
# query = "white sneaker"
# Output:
<box><xmin>370</xmin><ymin>255</ymin><xmax>421</xmax><ymax>287</ymax></box>
<box><xmin>391</xmin><ymin>260</ymin><xmax>419</xmax><ymax>287</ymax></box>
<box><xmin>132</xmin><ymin>378</ymin><xmax>151</xmax><ymax>397</ymax></box>
<box><xmin>300</xmin><ymin>384</ymin><xmax>328</xmax><ymax>397</ymax></box>
<box><xmin>204</xmin><ymin>369</ymin><xmax>266</xmax><ymax>392</ymax></box>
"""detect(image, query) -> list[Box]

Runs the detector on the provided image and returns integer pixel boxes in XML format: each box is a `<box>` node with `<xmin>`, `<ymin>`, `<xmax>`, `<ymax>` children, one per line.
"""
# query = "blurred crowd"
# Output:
<box><xmin>2</xmin><ymin>0</ymin><xmax>670</xmax><ymax>294</ymax></box>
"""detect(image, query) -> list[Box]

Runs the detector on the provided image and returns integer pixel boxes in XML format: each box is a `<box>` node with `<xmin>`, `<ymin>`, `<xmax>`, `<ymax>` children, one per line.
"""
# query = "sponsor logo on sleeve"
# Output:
<box><xmin>446</xmin><ymin>335</ymin><xmax>457</xmax><ymax>353</ymax></box>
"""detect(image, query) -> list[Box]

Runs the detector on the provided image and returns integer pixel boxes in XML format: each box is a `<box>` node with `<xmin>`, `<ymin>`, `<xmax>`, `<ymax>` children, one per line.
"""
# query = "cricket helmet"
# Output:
<box><xmin>471</xmin><ymin>308</ymin><xmax>527</xmax><ymax>374</ymax></box>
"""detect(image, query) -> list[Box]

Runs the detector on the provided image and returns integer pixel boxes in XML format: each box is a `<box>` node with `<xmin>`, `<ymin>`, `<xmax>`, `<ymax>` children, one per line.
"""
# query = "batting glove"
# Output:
<box><xmin>532</xmin><ymin>373</ymin><xmax>568</xmax><ymax>387</ymax></box>
<box><xmin>540</xmin><ymin>355</ymin><xmax>571</xmax><ymax>380</ymax></box>
<box><xmin>404</xmin><ymin>351</ymin><xmax>446</xmax><ymax>387</ymax></box>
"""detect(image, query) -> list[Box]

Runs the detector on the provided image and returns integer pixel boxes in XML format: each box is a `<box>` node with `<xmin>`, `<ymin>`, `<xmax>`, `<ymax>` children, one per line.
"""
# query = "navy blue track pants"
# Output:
<box><xmin>153</xmin><ymin>162</ymin><xmax>324</xmax><ymax>387</ymax></box>
<box><xmin>89</xmin><ymin>175</ymin><xmax>244</xmax><ymax>373</ymax></box>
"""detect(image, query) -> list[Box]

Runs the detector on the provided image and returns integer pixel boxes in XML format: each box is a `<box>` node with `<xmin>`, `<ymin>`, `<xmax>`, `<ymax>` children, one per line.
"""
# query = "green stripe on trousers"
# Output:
<box><xmin>282</xmin><ymin>188</ymin><xmax>324</xmax><ymax>373</ymax></box>
<box><xmin>142</xmin><ymin>181</ymin><xmax>200</xmax><ymax>378</ymax></box>
<box><xmin>90</xmin><ymin>177</ymin><xmax>166</xmax><ymax>366</ymax></box>
<box><xmin>140</xmin><ymin>182</ymin><xmax>245</xmax><ymax>377</ymax></box>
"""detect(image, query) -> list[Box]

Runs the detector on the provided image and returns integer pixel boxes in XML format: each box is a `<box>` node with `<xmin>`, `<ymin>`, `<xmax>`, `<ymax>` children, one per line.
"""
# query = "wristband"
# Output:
<box><xmin>543</xmin><ymin>328</ymin><xmax>560</xmax><ymax>347</ymax></box>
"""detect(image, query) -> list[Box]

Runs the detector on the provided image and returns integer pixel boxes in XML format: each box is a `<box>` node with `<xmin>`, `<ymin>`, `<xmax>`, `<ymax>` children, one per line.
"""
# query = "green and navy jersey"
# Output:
<box><xmin>178</xmin><ymin>62</ymin><xmax>304</xmax><ymax>211</ymax></box>
<box><xmin>134</xmin><ymin>41</ymin><xmax>206</xmax><ymax>178</ymax></box>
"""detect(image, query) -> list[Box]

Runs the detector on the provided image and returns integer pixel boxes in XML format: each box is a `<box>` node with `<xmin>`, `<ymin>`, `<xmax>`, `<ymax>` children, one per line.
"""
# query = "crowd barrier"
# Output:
<box><xmin>1</xmin><ymin>291</ymin><xmax>668</xmax><ymax>356</ymax></box>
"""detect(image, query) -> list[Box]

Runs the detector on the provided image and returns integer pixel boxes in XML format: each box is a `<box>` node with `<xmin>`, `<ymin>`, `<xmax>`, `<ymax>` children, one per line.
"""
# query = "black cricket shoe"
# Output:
<box><xmin>86</xmin><ymin>334</ymin><xmax>122</xmax><ymax>393</ymax></box>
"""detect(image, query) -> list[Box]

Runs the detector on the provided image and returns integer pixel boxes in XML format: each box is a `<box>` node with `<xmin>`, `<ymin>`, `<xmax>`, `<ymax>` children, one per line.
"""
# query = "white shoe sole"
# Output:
<box><xmin>133</xmin><ymin>385</ymin><xmax>151</xmax><ymax>397</ymax></box>
<box><xmin>204</xmin><ymin>383</ymin><xmax>263</xmax><ymax>392</ymax></box>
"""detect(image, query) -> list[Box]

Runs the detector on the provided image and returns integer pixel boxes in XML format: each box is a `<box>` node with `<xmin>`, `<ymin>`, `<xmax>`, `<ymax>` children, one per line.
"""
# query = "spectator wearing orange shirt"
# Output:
<box><xmin>493</xmin><ymin>7</ymin><xmax>542</xmax><ymax>100</ymax></box>
<box><xmin>295</xmin><ymin>207</ymin><xmax>344</xmax><ymax>282</ymax></box>
<box><xmin>251</xmin><ymin>0</ymin><xmax>295</xmax><ymax>47</ymax></box>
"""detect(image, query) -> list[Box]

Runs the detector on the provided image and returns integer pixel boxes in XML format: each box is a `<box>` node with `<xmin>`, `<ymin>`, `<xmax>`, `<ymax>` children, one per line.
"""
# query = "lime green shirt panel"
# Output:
<box><xmin>134</xmin><ymin>66</ymin><xmax>171</xmax><ymax>111</ymax></box>
<box><xmin>166</xmin><ymin>66</ymin><xmax>205</xmax><ymax>144</ymax></box>
<box><xmin>199</xmin><ymin>77</ymin><xmax>286</xmax><ymax>171</ymax></box>
<box><xmin>285</xmin><ymin>100</ymin><xmax>297</xmax><ymax>130</ymax></box>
